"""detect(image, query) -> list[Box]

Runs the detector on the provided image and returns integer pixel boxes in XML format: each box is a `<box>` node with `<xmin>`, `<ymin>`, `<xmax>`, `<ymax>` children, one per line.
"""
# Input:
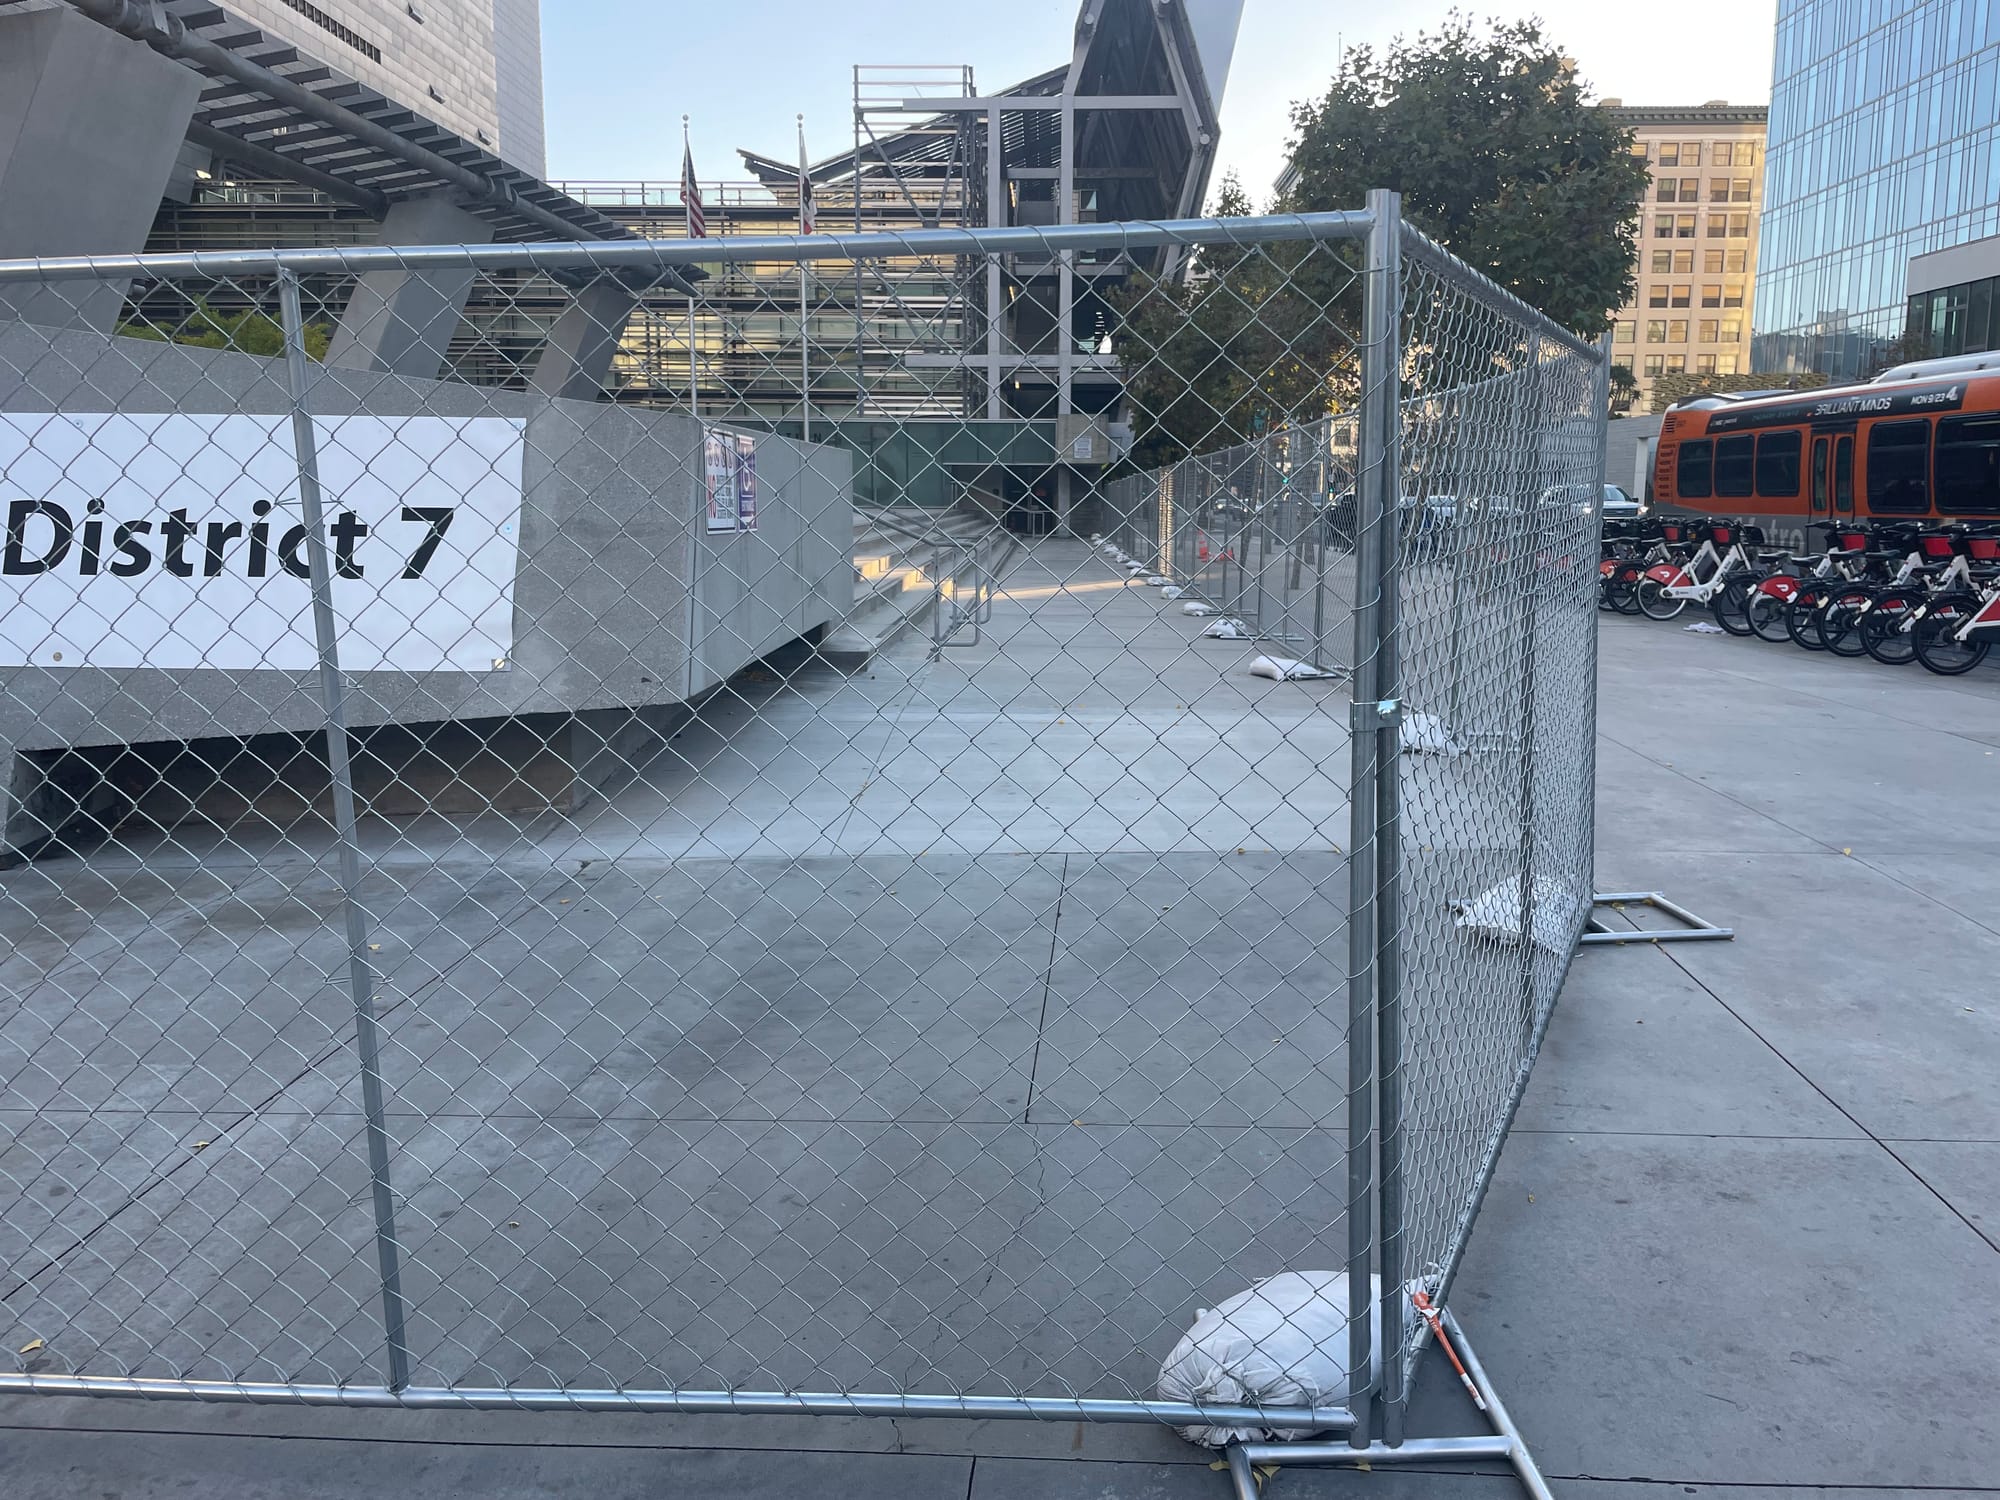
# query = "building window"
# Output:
<box><xmin>1679</xmin><ymin>142</ymin><xmax>1702</xmax><ymax>166</ymax></box>
<box><xmin>1676</xmin><ymin>214</ymin><xmax>1697</xmax><ymax>238</ymax></box>
<box><xmin>1702</xmin><ymin>284</ymin><xmax>1722</xmax><ymax>308</ymax></box>
<box><xmin>1667</xmin><ymin>319</ymin><xmax>1689</xmax><ymax>343</ymax></box>
<box><xmin>1707</xmin><ymin>214</ymin><xmax>1728</xmax><ymax>237</ymax></box>
<box><xmin>1657</xmin><ymin>142</ymin><xmax>1680</xmax><ymax>167</ymax></box>
<box><xmin>1695</xmin><ymin>353</ymin><xmax>1718</xmax><ymax>375</ymax></box>
<box><xmin>1725</xmin><ymin>249</ymin><xmax>1747</xmax><ymax>273</ymax></box>
<box><xmin>1651</xmin><ymin>250</ymin><xmax>1672</xmax><ymax>274</ymax></box>
<box><xmin>1613</xmin><ymin>353</ymin><xmax>1635</xmax><ymax>372</ymax></box>
<box><xmin>1673</xmin><ymin>249</ymin><xmax>1693</xmax><ymax>274</ymax></box>
<box><xmin>1727</xmin><ymin>213</ymin><xmax>1749</xmax><ymax>237</ymax></box>
<box><xmin>1730</xmin><ymin>178</ymin><xmax>1752</xmax><ymax>202</ymax></box>
<box><xmin>1665</xmin><ymin>354</ymin><xmax>1687</xmax><ymax>373</ymax></box>
<box><xmin>1629</xmin><ymin>141</ymin><xmax>1651</xmax><ymax>162</ymax></box>
<box><xmin>1710</xmin><ymin>178</ymin><xmax>1732</xmax><ymax>202</ymax></box>
<box><xmin>1644</xmin><ymin>355</ymin><xmax>1665</xmax><ymax>377</ymax></box>
<box><xmin>1615</xmin><ymin>320</ymin><xmax>1636</xmax><ymax>344</ymax></box>
<box><xmin>1721</xmin><ymin>319</ymin><xmax>1743</xmax><ymax>341</ymax></box>
<box><xmin>1717</xmin><ymin>354</ymin><xmax>1739</xmax><ymax>375</ymax></box>
<box><xmin>1670</xmin><ymin>284</ymin><xmax>1691</xmax><ymax>308</ymax></box>
<box><xmin>1649</xmin><ymin>285</ymin><xmax>1670</xmax><ymax>307</ymax></box>
<box><xmin>1724</xmin><ymin>282</ymin><xmax>1745</xmax><ymax>307</ymax></box>
<box><xmin>1657</xmin><ymin>179</ymin><xmax>1678</xmax><ymax>202</ymax></box>
<box><xmin>1646</xmin><ymin>320</ymin><xmax>1668</xmax><ymax>344</ymax></box>
<box><xmin>1704</xmin><ymin>249</ymin><xmax>1724</xmax><ymax>273</ymax></box>
<box><xmin>1712</xmin><ymin>141</ymin><xmax>1735</xmax><ymax>167</ymax></box>
<box><xmin>1699</xmin><ymin>319</ymin><xmax>1720</xmax><ymax>343</ymax></box>
<box><xmin>1653</xmin><ymin>214</ymin><xmax>1677</xmax><ymax>239</ymax></box>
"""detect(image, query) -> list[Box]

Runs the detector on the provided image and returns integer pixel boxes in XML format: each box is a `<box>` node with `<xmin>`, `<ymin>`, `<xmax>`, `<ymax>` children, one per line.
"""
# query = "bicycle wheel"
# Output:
<box><xmin>1747</xmin><ymin>587</ymin><xmax>1794</xmax><ymax>642</ymax></box>
<box><xmin>1607</xmin><ymin>564</ymin><xmax>1644</xmax><ymax>614</ymax></box>
<box><xmin>1786</xmin><ymin>586</ymin><xmax>1830</xmax><ymax>650</ymax></box>
<box><xmin>1710</xmin><ymin>577</ymin><xmax>1754</xmax><ymax>636</ymax></box>
<box><xmin>1637</xmin><ymin>577</ymin><xmax>1689</xmax><ymax>620</ymax></box>
<box><xmin>1818</xmin><ymin>586</ymin><xmax>1873</xmax><ymax>657</ymax></box>
<box><xmin>1860</xmin><ymin>593</ymin><xmax>1919</xmax><ymax>665</ymax></box>
<box><xmin>1913</xmin><ymin>603</ymin><xmax>1992</xmax><ymax>676</ymax></box>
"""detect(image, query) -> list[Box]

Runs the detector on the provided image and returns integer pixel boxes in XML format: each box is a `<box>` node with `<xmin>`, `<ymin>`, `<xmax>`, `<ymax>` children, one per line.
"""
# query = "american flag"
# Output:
<box><xmin>681</xmin><ymin>138</ymin><xmax>706</xmax><ymax>239</ymax></box>
<box><xmin>797</xmin><ymin>122</ymin><xmax>816</xmax><ymax>235</ymax></box>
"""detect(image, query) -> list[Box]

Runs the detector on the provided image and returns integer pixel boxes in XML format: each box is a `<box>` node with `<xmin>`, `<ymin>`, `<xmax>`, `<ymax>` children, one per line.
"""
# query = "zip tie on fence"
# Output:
<box><xmin>1411</xmin><ymin>1290</ymin><xmax>1487</xmax><ymax>1413</ymax></box>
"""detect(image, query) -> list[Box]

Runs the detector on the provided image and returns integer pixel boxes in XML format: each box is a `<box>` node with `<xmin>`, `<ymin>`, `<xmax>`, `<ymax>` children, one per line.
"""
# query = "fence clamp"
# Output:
<box><xmin>1350</xmin><ymin>697</ymin><xmax>1402</xmax><ymax>731</ymax></box>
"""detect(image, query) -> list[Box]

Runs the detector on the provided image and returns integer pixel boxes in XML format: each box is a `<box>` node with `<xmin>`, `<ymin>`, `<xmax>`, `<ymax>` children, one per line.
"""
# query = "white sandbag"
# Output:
<box><xmin>1452</xmin><ymin>874</ymin><xmax>1584</xmax><ymax>952</ymax></box>
<box><xmin>1157</xmin><ymin>1271</ymin><xmax>1381</xmax><ymax>1446</ymax></box>
<box><xmin>1398</xmin><ymin>710</ymin><xmax>1464</xmax><ymax>757</ymax></box>
<box><xmin>1202</xmin><ymin>617</ymin><xmax>1250</xmax><ymax>639</ymax></box>
<box><xmin>1161</xmin><ymin>585</ymin><xmax>1185</xmax><ymax>600</ymax></box>
<box><xmin>1144</xmin><ymin>574</ymin><xmax>1170</xmax><ymax>586</ymax></box>
<box><xmin>1249</xmin><ymin>655</ymin><xmax>1338</xmax><ymax>681</ymax></box>
<box><xmin>1181</xmin><ymin>601</ymin><xmax>1213</xmax><ymax>616</ymax></box>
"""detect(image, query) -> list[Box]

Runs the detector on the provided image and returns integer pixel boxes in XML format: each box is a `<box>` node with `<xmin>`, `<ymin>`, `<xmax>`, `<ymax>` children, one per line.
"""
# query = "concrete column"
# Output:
<box><xmin>0</xmin><ymin>7</ymin><xmax>203</xmax><ymax>331</ymax></box>
<box><xmin>527</xmin><ymin>278</ymin><xmax>640</xmax><ymax>402</ymax></box>
<box><xmin>325</xmin><ymin>195</ymin><xmax>496</xmax><ymax>380</ymax></box>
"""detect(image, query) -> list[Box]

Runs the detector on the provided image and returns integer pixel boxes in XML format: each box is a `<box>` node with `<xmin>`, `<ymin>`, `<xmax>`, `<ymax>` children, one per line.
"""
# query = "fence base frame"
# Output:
<box><xmin>1580</xmin><ymin>890</ymin><xmax>1735</xmax><ymax>946</ymax></box>
<box><xmin>1224</xmin><ymin>1309</ymin><xmax>1552</xmax><ymax>1500</ymax></box>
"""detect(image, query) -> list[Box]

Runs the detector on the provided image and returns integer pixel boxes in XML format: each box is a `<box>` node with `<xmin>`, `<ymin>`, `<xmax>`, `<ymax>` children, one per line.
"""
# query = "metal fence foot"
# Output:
<box><xmin>1579</xmin><ymin>890</ymin><xmax>1735</xmax><ymax>945</ymax></box>
<box><xmin>1232</xmin><ymin>1309</ymin><xmax>1552</xmax><ymax>1500</ymax></box>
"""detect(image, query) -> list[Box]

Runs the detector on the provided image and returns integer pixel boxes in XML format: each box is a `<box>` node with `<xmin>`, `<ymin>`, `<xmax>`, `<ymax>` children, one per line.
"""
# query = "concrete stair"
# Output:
<box><xmin>822</xmin><ymin>508</ymin><xmax>1018</xmax><ymax>662</ymax></box>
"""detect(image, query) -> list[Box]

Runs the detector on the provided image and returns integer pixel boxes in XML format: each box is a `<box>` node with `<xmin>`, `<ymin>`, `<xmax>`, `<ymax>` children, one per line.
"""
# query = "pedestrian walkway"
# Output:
<box><xmin>5</xmin><ymin>593</ymin><xmax>1997</xmax><ymax>1498</ymax></box>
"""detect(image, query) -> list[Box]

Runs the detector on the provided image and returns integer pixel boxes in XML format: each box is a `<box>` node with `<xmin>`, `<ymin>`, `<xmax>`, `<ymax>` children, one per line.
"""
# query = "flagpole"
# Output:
<box><xmin>798</xmin><ymin>114</ymin><xmax>812</xmax><ymax>445</ymax></box>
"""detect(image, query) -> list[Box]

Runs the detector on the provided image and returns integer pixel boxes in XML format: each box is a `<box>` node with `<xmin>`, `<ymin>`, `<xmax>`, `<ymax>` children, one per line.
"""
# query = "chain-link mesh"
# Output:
<box><xmin>0</xmin><ymin>210</ymin><xmax>1601</xmax><ymax>1429</ymax></box>
<box><xmin>1374</xmin><ymin>227</ymin><xmax>1604</xmax><ymax>1400</ymax></box>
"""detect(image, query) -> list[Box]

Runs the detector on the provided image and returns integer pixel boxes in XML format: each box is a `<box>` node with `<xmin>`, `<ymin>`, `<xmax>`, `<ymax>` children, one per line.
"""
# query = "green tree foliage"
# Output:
<box><xmin>1113</xmin><ymin>16</ymin><xmax>1647</xmax><ymax>468</ymax></box>
<box><xmin>1113</xmin><ymin>173</ymin><xmax>1362</xmax><ymax>468</ymax></box>
<box><xmin>119</xmin><ymin>297</ymin><xmax>331</xmax><ymax>360</ymax></box>
<box><xmin>1608</xmin><ymin>362</ymin><xmax>1639</xmax><ymax>416</ymax></box>
<box><xmin>1283</xmin><ymin>14</ymin><xmax>1649</xmax><ymax>337</ymax></box>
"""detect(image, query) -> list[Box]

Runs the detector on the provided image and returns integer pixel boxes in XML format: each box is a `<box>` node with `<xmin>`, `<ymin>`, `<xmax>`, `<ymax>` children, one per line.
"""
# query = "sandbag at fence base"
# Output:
<box><xmin>1156</xmin><ymin>1270</ymin><xmax>1382</xmax><ymax>1447</ymax></box>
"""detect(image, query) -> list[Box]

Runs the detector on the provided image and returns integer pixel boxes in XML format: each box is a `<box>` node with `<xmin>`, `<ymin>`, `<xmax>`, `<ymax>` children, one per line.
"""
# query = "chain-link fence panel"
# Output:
<box><xmin>0</xmin><ymin>208</ymin><xmax>1603</xmax><ymax>1442</ymax></box>
<box><xmin>1371</xmin><ymin>225</ymin><xmax>1606</xmax><ymax>1411</ymax></box>
<box><xmin>0</xmin><ymin>215</ymin><xmax>1398</xmax><ymax>1425</ymax></box>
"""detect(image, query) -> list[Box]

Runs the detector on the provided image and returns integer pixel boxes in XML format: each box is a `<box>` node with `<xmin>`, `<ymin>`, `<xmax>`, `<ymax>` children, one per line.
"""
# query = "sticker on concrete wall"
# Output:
<box><xmin>733</xmin><ymin>432</ymin><xmax>758</xmax><ymax>532</ymax></box>
<box><xmin>0</xmin><ymin>412</ymin><xmax>524</xmax><ymax>672</ymax></box>
<box><xmin>703</xmin><ymin>428</ymin><xmax>737</xmax><ymax>532</ymax></box>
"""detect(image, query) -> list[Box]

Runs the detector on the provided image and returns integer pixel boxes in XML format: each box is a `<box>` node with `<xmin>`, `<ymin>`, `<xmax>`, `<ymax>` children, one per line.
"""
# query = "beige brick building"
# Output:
<box><xmin>1602</xmin><ymin>103</ymin><xmax>1768</xmax><ymax>414</ymax></box>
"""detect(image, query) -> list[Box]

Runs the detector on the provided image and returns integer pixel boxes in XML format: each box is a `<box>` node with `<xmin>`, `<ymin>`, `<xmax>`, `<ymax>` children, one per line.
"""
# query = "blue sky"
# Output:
<box><xmin>542</xmin><ymin>0</ymin><xmax>1779</xmax><ymax>202</ymax></box>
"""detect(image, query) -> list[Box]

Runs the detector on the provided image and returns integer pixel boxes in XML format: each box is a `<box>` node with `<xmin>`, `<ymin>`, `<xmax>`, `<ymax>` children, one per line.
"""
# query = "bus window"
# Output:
<box><xmin>1677</xmin><ymin>438</ymin><xmax>1713</xmax><ymax>499</ymax></box>
<box><xmin>1755</xmin><ymin>430</ymin><xmax>1802</xmax><ymax>498</ymax></box>
<box><xmin>1935</xmin><ymin>414</ymin><xmax>2000</xmax><ymax>515</ymax></box>
<box><xmin>1714</xmin><ymin>434</ymin><xmax>1755</xmax><ymax>497</ymax></box>
<box><xmin>1810</xmin><ymin>436</ymin><xmax>1829</xmax><ymax>513</ymax></box>
<box><xmin>1835</xmin><ymin>434</ymin><xmax>1854</xmax><ymax>513</ymax></box>
<box><xmin>1865</xmin><ymin>419</ymin><xmax>1930</xmax><ymax>513</ymax></box>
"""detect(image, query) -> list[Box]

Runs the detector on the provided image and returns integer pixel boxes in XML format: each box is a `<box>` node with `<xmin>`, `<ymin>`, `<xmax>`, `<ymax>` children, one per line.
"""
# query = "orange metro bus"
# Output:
<box><xmin>1651</xmin><ymin>354</ymin><xmax>2000</xmax><ymax>523</ymax></box>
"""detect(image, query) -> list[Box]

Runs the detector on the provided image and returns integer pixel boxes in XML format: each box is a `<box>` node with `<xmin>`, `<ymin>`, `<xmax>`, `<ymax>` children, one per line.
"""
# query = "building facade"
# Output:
<box><xmin>203</xmin><ymin>0</ymin><xmax>544</xmax><ymax>174</ymax></box>
<box><xmin>1601</xmin><ymin>103</ymin><xmax>1768</xmax><ymax>414</ymax></box>
<box><xmin>1753</xmin><ymin>0</ymin><xmax>2000</xmax><ymax>381</ymax></box>
<box><xmin>1906</xmin><ymin>232</ymin><xmax>2000</xmax><ymax>359</ymax></box>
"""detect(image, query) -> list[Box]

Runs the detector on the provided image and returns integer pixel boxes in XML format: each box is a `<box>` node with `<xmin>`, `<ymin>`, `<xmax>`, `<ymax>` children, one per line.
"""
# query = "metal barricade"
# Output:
<box><xmin>0</xmin><ymin>202</ymin><xmax>1602</xmax><ymax>1473</ymax></box>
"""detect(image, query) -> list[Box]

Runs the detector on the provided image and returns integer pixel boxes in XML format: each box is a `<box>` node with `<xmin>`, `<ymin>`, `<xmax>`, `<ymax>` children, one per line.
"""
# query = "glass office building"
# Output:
<box><xmin>1752</xmin><ymin>0</ymin><xmax>2000</xmax><ymax>380</ymax></box>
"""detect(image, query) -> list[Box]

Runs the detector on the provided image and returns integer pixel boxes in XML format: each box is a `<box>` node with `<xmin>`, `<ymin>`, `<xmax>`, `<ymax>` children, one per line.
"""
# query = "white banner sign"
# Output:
<box><xmin>0</xmin><ymin>412</ymin><xmax>525</xmax><ymax>672</ymax></box>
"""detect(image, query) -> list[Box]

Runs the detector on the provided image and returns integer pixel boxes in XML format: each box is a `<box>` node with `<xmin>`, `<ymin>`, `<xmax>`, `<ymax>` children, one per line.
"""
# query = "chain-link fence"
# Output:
<box><xmin>0</xmin><ymin>203</ymin><xmax>1601</xmax><ymax>1443</ymax></box>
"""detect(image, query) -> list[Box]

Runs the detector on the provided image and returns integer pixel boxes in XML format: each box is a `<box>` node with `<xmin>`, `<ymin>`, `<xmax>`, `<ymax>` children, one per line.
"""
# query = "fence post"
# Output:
<box><xmin>1348</xmin><ymin>187</ymin><xmax>1403</xmax><ymax>1450</ymax></box>
<box><xmin>1514</xmin><ymin>334</ymin><xmax>1546</xmax><ymax>1043</ymax></box>
<box><xmin>277</xmin><ymin>267</ymin><xmax>412</xmax><ymax>1392</ymax></box>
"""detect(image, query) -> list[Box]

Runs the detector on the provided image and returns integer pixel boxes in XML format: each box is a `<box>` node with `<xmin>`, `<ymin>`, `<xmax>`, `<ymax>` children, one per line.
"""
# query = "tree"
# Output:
<box><xmin>1112</xmin><ymin>172</ymin><xmax>1361</xmax><ymax>467</ymax></box>
<box><xmin>1607</xmin><ymin>362</ymin><xmax>1638</xmax><ymax>416</ymax></box>
<box><xmin>1281</xmin><ymin>14</ymin><xmax>1648</xmax><ymax>337</ymax></box>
